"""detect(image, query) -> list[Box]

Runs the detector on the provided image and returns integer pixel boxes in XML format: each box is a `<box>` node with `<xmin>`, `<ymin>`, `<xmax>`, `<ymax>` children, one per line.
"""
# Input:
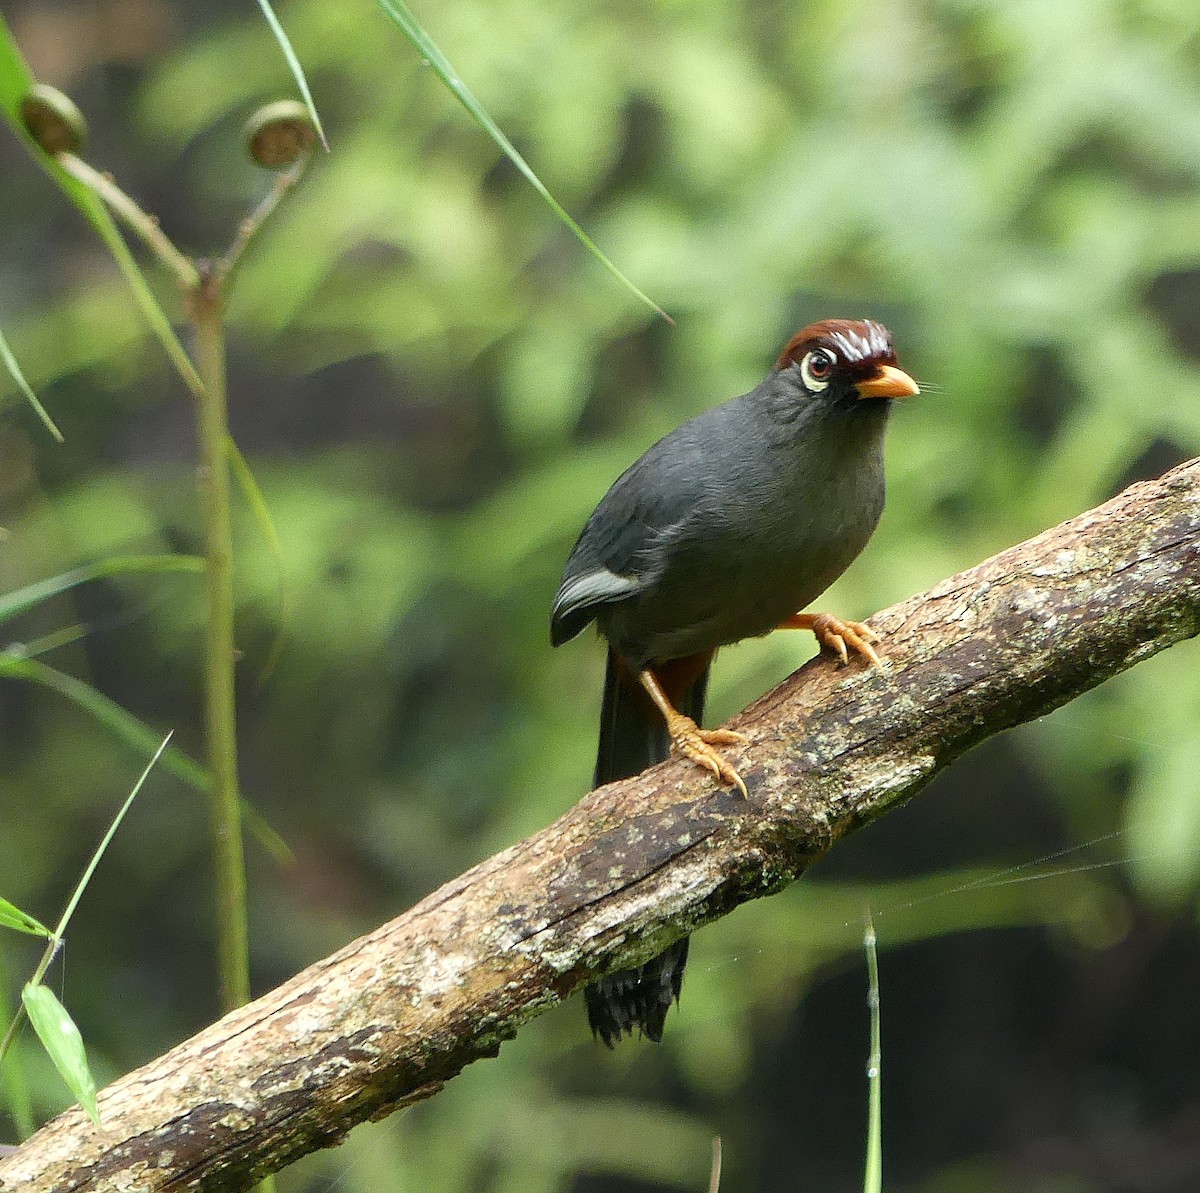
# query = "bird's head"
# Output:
<box><xmin>775</xmin><ymin>319</ymin><xmax>919</xmax><ymax>406</ymax></box>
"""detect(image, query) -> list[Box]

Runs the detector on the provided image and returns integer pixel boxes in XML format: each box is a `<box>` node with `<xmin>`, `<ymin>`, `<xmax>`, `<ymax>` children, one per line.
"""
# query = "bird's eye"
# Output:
<box><xmin>800</xmin><ymin>349</ymin><xmax>834</xmax><ymax>392</ymax></box>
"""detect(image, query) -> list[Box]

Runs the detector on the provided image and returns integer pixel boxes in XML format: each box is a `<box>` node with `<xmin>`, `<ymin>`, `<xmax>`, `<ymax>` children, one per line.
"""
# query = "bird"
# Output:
<box><xmin>550</xmin><ymin>317</ymin><xmax>919</xmax><ymax>1045</ymax></box>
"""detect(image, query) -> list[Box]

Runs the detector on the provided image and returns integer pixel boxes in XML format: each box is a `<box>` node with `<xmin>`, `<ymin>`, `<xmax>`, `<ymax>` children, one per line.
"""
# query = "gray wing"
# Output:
<box><xmin>550</xmin><ymin>414</ymin><xmax>719</xmax><ymax>647</ymax></box>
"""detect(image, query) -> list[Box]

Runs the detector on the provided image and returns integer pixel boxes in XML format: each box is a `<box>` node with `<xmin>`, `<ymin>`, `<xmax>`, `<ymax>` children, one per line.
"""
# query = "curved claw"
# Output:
<box><xmin>666</xmin><ymin>714</ymin><xmax>748</xmax><ymax>797</ymax></box>
<box><xmin>810</xmin><ymin>613</ymin><xmax>884</xmax><ymax>669</ymax></box>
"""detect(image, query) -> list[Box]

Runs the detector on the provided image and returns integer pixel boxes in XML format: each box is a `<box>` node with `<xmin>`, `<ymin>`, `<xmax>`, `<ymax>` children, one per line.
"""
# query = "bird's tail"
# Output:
<box><xmin>585</xmin><ymin>649</ymin><xmax>710</xmax><ymax>1046</ymax></box>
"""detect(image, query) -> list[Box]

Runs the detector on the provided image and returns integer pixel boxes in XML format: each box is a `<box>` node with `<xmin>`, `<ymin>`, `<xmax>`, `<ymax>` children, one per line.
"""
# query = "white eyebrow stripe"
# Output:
<box><xmin>825</xmin><ymin>321</ymin><xmax>892</xmax><ymax>362</ymax></box>
<box><xmin>827</xmin><ymin>322</ymin><xmax>890</xmax><ymax>364</ymax></box>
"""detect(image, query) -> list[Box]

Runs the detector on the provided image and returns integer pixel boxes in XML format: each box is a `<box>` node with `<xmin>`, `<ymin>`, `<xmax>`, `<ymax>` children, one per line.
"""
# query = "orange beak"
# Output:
<box><xmin>855</xmin><ymin>364</ymin><xmax>920</xmax><ymax>400</ymax></box>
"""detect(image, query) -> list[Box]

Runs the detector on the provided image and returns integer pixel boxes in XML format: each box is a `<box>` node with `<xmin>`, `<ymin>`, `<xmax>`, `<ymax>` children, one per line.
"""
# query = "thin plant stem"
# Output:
<box><xmin>708</xmin><ymin>1137</ymin><xmax>722</xmax><ymax>1193</ymax></box>
<box><xmin>0</xmin><ymin>956</ymin><xmax>35</xmax><ymax>1139</ymax></box>
<box><xmin>190</xmin><ymin>269</ymin><xmax>250</xmax><ymax>1013</ymax></box>
<box><xmin>56</xmin><ymin>154</ymin><xmax>200</xmax><ymax>289</ymax></box>
<box><xmin>218</xmin><ymin>152</ymin><xmax>311</xmax><ymax>281</ymax></box>
<box><xmin>862</xmin><ymin>909</ymin><xmax>882</xmax><ymax>1193</ymax></box>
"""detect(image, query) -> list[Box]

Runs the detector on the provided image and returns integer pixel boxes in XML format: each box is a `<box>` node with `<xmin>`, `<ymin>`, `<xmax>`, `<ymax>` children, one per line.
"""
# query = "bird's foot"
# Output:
<box><xmin>782</xmin><ymin>611</ymin><xmax>883</xmax><ymax>668</ymax></box>
<box><xmin>811</xmin><ymin>612</ymin><xmax>882</xmax><ymax>667</ymax></box>
<box><xmin>665</xmin><ymin>712</ymin><xmax>748</xmax><ymax>797</ymax></box>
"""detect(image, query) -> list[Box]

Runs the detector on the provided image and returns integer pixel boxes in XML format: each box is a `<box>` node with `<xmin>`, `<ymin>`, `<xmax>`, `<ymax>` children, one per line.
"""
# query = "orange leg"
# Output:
<box><xmin>638</xmin><ymin>668</ymin><xmax>748</xmax><ymax>797</ymax></box>
<box><xmin>780</xmin><ymin>611</ymin><xmax>883</xmax><ymax>668</ymax></box>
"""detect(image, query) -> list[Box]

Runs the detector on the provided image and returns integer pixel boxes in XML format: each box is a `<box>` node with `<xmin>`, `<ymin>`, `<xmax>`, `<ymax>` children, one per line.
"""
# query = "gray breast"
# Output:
<box><xmin>598</xmin><ymin>414</ymin><xmax>887</xmax><ymax>665</ymax></box>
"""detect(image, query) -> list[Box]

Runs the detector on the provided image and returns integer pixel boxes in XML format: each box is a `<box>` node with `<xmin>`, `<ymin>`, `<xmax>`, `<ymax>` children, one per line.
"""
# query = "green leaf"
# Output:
<box><xmin>17</xmin><ymin>624</ymin><xmax>90</xmax><ymax>658</ymax></box>
<box><xmin>21</xmin><ymin>985</ymin><xmax>99</xmax><ymax>1125</ymax></box>
<box><xmin>0</xmin><ymin>554</ymin><xmax>204</xmax><ymax>626</ymax></box>
<box><xmin>0</xmin><ymin>15</ymin><xmax>204</xmax><ymax>397</ymax></box>
<box><xmin>243</xmin><ymin>802</ymin><xmax>295</xmax><ymax>866</ymax></box>
<box><xmin>0</xmin><ymin>323</ymin><xmax>63</xmax><ymax>441</ymax></box>
<box><xmin>255</xmin><ymin>0</ymin><xmax>328</xmax><ymax>150</ymax></box>
<box><xmin>0</xmin><ymin>898</ymin><xmax>51</xmax><ymax>939</ymax></box>
<box><xmin>373</xmin><ymin>0</ymin><xmax>670</xmax><ymax>322</ymax></box>
<box><xmin>0</xmin><ymin>655</ymin><xmax>210</xmax><ymax>792</ymax></box>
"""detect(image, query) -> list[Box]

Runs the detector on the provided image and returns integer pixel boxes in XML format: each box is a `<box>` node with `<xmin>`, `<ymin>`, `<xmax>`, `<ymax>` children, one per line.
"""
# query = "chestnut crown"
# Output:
<box><xmin>775</xmin><ymin>318</ymin><xmax>916</xmax><ymax>400</ymax></box>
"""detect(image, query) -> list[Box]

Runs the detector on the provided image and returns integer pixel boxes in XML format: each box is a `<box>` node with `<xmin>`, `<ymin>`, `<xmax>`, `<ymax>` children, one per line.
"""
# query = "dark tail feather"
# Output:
<box><xmin>585</xmin><ymin>650</ymin><xmax>709</xmax><ymax>1046</ymax></box>
<box><xmin>584</xmin><ymin>936</ymin><xmax>690</xmax><ymax>1046</ymax></box>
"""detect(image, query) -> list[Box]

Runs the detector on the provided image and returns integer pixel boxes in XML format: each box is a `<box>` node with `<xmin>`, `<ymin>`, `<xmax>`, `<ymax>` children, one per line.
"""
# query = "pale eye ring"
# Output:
<box><xmin>800</xmin><ymin>348</ymin><xmax>835</xmax><ymax>391</ymax></box>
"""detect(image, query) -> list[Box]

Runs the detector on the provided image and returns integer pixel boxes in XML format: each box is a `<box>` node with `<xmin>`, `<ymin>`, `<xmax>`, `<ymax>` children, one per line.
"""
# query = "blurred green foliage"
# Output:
<box><xmin>2</xmin><ymin>0</ymin><xmax>1200</xmax><ymax>1190</ymax></box>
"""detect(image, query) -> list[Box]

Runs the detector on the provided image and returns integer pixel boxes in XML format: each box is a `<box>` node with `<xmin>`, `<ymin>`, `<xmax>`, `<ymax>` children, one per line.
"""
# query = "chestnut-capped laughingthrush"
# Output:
<box><xmin>551</xmin><ymin>319</ymin><xmax>919</xmax><ymax>1045</ymax></box>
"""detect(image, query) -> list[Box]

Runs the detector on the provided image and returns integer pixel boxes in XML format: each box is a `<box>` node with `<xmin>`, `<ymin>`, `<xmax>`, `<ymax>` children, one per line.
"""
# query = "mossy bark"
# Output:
<box><xmin>1</xmin><ymin>459</ymin><xmax>1197</xmax><ymax>1193</ymax></box>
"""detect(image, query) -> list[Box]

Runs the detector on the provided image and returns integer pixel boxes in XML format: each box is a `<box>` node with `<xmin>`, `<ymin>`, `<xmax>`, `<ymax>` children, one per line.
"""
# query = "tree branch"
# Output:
<box><xmin>2</xmin><ymin>459</ymin><xmax>1198</xmax><ymax>1193</ymax></box>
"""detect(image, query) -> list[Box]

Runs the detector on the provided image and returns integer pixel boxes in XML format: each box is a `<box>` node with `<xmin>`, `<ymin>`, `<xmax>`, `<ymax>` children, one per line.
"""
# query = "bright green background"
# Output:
<box><xmin>3</xmin><ymin>0</ymin><xmax>1200</xmax><ymax>1189</ymax></box>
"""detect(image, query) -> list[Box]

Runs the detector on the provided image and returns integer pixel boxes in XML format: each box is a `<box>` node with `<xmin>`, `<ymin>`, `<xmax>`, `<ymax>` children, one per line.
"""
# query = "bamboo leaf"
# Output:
<box><xmin>254</xmin><ymin>0</ymin><xmax>328</xmax><ymax>150</ymax></box>
<box><xmin>373</xmin><ymin>0</ymin><xmax>670</xmax><ymax>322</ymax></box>
<box><xmin>0</xmin><ymin>655</ymin><xmax>290</xmax><ymax>861</ymax></box>
<box><xmin>0</xmin><ymin>554</ymin><xmax>204</xmax><ymax>626</ymax></box>
<box><xmin>21</xmin><ymin>985</ymin><xmax>99</xmax><ymax>1125</ymax></box>
<box><xmin>0</xmin><ymin>15</ymin><xmax>204</xmax><ymax>396</ymax></box>
<box><xmin>0</xmin><ymin>655</ymin><xmax>211</xmax><ymax>792</ymax></box>
<box><xmin>0</xmin><ymin>739</ymin><xmax>165</xmax><ymax>1097</ymax></box>
<box><xmin>0</xmin><ymin>899</ymin><xmax>51</xmax><ymax>939</ymax></box>
<box><xmin>0</xmin><ymin>324</ymin><xmax>63</xmax><ymax>441</ymax></box>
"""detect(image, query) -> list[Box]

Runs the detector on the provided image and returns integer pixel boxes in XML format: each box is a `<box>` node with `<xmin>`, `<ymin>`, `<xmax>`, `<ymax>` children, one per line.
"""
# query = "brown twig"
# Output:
<box><xmin>1</xmin><ymin>459</ymin><xmax>1197</xmax><ymax>1193</ymax></box>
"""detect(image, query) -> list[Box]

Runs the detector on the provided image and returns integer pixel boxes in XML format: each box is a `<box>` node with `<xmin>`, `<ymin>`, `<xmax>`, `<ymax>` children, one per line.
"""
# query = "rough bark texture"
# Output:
<box><xmin>2</xmin><ymin>459</ymin><xmax>1198</xmax><ymax>1192</ymax></box>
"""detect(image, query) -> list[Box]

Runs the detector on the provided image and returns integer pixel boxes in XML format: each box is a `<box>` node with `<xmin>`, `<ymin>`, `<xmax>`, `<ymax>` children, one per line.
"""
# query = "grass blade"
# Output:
<box><xmin>0</xmin><ymin>553</ymin><xmax>204</xmax><ymax>626</ymax></box>
<box><xmin>21</xmin><ymin>985</ymin><xmax>98</xmax><ymax>1125</ymax></box>
<box><xmin>0</xmin><ymin>324</ymin><xmax>63</xmax><ymax>442</ymax></box>
<box><xmin>0</xmin><ymin>899</ymin><xmax>51</xmax><ymax>939</ymax></box>
<box><xmin>53</xmin><ymin>734</ymin><xmax>172</xmax><ymax>941</ymax></box>
<box><xmin>862</xmin><ymin>910</ymin><xmax>882</xmax><ymax>1193</ymax></box>
<box><xmin>255</xmin><ymin>0</ymin><xmax>328</xmax><ymax>150</ymax></box>
<box><xmin>373</xmin><ymin>0</ymin><xmax>670</xmax><ymax>322</ymax></box>
<box><xmin>0</xmin><ymin>15</ymin><xmax>204</xmax><ymax>397</ymax></box>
